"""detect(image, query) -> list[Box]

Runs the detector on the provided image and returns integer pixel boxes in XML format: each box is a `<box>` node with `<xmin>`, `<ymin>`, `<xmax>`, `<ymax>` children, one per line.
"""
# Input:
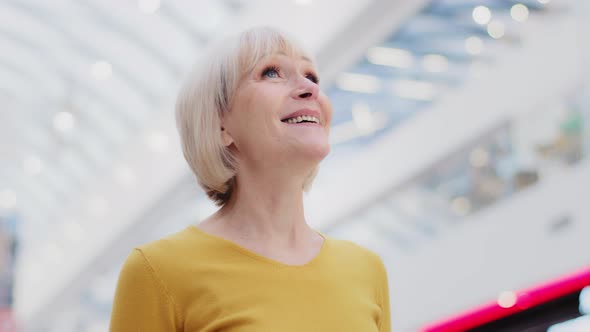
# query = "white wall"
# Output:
<box><xmin>388</xmin><ymin>157</ymin><xmax>590</xmax><ymax>331</ymax></box>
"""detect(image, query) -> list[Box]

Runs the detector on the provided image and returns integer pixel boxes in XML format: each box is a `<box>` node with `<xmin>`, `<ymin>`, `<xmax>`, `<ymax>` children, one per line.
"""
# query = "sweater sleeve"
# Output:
<box><xmin>376</xmin><ymin>256</ymin><xmax>391</xmax><ymax>332</ymax></box>
<box><xmin>110</xmin><ymin>249</ymin><xmax>179</xmax><ymax>332</ymax></box>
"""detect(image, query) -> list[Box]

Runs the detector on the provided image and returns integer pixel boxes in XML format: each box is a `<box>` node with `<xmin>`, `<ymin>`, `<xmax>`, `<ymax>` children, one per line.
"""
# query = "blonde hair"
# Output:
<box><xmin>175</xmin><ymin>26</ymin><xmax>320</xmax><ymax>206</ymax></box>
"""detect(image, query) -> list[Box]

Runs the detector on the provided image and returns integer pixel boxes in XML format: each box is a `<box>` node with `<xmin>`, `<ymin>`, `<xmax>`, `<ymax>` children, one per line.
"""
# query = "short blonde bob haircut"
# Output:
<box><xmin>175</xmin><ymin>26</ymin><xmax>321</xmax><ymax>206</ymax></box>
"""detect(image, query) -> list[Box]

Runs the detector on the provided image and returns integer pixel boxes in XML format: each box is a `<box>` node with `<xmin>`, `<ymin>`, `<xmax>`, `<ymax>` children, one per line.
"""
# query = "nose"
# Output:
<box><xmin>291</xmin><ymin>76</ymin><xmax>319</xmax><ymax>100</ymax></box>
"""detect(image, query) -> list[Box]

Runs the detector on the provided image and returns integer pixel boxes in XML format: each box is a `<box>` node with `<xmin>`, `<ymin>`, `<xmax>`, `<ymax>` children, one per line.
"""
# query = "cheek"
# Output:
<box><xmin>319</xmin><ymin>94</ymin><xmax>333</xmax><ymax>126</ymax></box>
<box><xmin>235</xmin><ymin>87</ymin><xmax>274</xmax><ymax>121</ymax></box>
<box><xmin>251</xmin><ymin>85</ymin><xmax>290</xmax><ymax>127</ymax></box>
<box><xmin>231</xmin><ymin>86</ymin><xmax>284</xmax><ymax>143</ymax></box>
<box><xmin>251</xmin><ymin>90</ymin><xmax>283</xmax><ymax>132</ymax></box>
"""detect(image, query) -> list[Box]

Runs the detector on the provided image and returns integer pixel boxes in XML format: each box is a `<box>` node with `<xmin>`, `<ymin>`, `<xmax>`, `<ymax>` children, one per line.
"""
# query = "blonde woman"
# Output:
<box><xmin>110</xmin><ymin>26</ymin><xmax>391</xmax><ymax>332</ymax></box>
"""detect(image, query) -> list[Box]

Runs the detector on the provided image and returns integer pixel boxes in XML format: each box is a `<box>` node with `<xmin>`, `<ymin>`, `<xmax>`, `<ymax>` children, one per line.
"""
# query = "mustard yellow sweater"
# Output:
<box><xmin>110</xmin><ymin>225</ymin><xmax>391</xmax><ymax>332</ymax></box>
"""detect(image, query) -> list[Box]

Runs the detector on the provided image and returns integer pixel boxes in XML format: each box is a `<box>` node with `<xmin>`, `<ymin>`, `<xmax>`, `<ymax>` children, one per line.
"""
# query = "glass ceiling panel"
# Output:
<box><xmin>326</xmin><ymin>0</ymin><xmax>547</xmax><ymax>150</ymax></box>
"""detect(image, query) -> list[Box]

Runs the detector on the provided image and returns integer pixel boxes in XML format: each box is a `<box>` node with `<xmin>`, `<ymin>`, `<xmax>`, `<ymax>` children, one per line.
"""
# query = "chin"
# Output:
<box><xmin>302</xmin><ymin>141</ymin><xmax>331</xmax><ymax>162</ymax></box>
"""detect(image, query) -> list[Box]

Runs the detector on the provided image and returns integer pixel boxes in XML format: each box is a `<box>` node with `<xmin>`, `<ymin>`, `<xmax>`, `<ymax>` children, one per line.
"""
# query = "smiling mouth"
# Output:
<box><xmin>281</xmin><ymin>115</ymin><xmax>320</xmax><ymax>124</ymax></box>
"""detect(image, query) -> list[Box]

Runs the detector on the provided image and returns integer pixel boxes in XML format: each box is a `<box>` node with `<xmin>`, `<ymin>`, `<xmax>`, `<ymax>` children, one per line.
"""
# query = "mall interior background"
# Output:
<box><xmin>1</xmin><ymin>0</ymin><xmax>589</xmax><ymax>331</ymax></box>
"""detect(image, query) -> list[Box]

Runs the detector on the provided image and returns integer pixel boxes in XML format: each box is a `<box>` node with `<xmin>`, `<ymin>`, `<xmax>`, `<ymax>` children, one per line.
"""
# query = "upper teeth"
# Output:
<box><xmin>286</xmin><ymin>115</ymin><xmax>320</xmax><ymax>124</ymax></box>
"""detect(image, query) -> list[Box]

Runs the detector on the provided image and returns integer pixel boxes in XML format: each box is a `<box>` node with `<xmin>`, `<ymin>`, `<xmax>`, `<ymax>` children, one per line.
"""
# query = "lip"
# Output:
<box><xmin>281</xmin><ymin>109</ymin><xmax>322</xmax><ymax>124</ymax></box>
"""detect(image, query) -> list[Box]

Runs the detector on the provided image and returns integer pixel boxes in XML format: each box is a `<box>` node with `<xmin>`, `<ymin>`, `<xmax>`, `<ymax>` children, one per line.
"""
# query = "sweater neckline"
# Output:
<box><xmin>186</xmin><ymin>225</ymin><xmax>329</xmax><ymax>268</ymax></box>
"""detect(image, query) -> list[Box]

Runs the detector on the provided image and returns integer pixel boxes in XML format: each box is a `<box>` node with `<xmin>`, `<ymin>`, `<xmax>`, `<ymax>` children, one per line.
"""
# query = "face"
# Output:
<box><xmin>221</xmin><ymin>52</ymin><xmax>332</xmax><ymax>170</ymax></box>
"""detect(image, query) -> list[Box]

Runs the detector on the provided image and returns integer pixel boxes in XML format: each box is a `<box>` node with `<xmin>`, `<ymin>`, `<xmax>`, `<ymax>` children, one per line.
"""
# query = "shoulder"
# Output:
<box><xmin>327</xmin><ymin>237</ymin><xmax>383</xmax><ymax>260</ymax></box>
<box><xmin>123</xmin><ymin>226</ymin><xmax>205</xmax><ymax>281</ymax></box>
<box><xmin>137</xmin><ymin>226</ymin><xmax>198</xmax><ymax>257</ymax></box>
<box><xmin>326</xmin><ymin>237</ymin><xmax>387</xmax><ymax>272</ymax></box>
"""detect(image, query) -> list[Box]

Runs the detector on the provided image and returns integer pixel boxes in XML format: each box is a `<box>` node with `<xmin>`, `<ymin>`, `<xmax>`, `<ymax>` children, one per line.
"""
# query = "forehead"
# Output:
<box><xmin>237</xmin><ymin>35</ymin><xmax>315</xmax><ymax>73</ymax></box>
<box><xmin>260</xmin><ymin>51</ymin><xmax>313</xmax><ymax>64</ymax></box>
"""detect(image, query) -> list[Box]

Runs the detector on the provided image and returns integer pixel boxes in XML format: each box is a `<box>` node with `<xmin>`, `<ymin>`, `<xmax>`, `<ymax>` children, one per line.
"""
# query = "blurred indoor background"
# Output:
<box><xmin>1</xmin><ymin>0</ymin><xmax>589</xmax><ymax>331</ymax></box>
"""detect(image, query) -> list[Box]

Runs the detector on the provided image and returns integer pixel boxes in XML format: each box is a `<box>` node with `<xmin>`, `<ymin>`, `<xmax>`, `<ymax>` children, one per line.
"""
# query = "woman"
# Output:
<box><xmin>110</xmin><ymin>26</ymin><xmax>391</xmax><ymax>332</ymax></box>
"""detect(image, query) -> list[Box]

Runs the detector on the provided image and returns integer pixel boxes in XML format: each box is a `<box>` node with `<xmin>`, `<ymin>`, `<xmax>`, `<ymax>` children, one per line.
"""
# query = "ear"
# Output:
<box><xmin>219</xmin><ymin>107</ymin><xmax>235</xmax><ymax>147</ymax></box>
<box><xmin>220</xmin><ymin>115</ymin><xmax>234</xmax><ymax>147</ymax></box>
<box><xmin>221</xmin><ymin>126</ymin><xmax>234</xmax><ymax>147</ymax></box>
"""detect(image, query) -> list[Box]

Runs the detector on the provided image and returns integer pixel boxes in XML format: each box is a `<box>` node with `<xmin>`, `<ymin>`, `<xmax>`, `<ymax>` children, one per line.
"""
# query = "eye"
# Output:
<box><xmin>305</xmin><ymin>72</ymin><xmax>319</xmax><ymax>84</ymax></box>
<box><xmin>262</xmin><ymin>66</ymin><xmax>280</xmax><ymax>79</ymax></box>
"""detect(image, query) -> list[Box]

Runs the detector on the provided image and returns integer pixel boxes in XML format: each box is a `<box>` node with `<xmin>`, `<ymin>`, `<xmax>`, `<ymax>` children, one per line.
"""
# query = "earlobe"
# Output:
<box><xmin>221</xmin><ymin>127</ymin><xmax>234</xmax><ymax>147</ymax></box>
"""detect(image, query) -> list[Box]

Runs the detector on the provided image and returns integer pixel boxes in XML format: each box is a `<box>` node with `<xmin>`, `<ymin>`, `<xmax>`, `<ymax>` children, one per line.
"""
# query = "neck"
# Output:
<box><xmin>213</xmin><ymin>164</ymin><xmax>314</xmax><ymax>248</ymax></box>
